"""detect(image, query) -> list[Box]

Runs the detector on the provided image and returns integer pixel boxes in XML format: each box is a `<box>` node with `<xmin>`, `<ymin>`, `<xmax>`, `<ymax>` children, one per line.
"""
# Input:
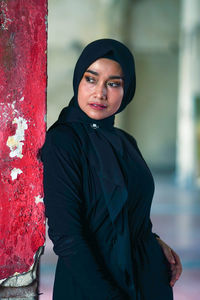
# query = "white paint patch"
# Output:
<box><xmin>2</xmin><ymin>112</ymin><xmax>8</xmax><ymax>118</ymax></box>
<box><xmin>0</xmin><ymin>246</ymin><xmax>44</xmax><ymax>287</ymax></box>
<box><xmin>11</xmin><ymin>100</ymin><xmax>16</xmax><ymax>108</ymax></box>
<box><xmin>11</xmin><ymin>101</ymin><xmax>19</xmax><ymax>115</ymax></box>
<box><xmin>11</xmin><ymin>168</ymin><xmax>23</xmax><ymax>180</ymax></box>
<box><xmin>35</xmin><ymin>195</ymin><xmax>44</xmax><ymax>204</ymax></box>
<box><xmin>0</xmin><ymin>3</ymin><xmax>12</xmax><ymax>31</ymax></box>
<box><xmin>6</xmin><ymin>117</ymin><xmax>28</xmax><ymax>158</ymax></box>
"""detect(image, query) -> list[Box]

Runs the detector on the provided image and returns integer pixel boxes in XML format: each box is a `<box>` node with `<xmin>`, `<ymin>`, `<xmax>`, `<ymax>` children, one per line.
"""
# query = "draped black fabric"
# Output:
<box><xmin>55</xmin><ymin>107</ymin><xmax>128</xmax><ymax>227</ymax></box>
<box><xmin>49</xmin><ymin>38</ymin><xmax>136</xmax><ymax>228</ymax></box>
<box><xmin>42</xmin><ymin>39</ymin><xmax>173</xmax><ymax>299</ymax></box>
<box><xmin>47</xmin><ymin>39</ymin><xmax>137</xmax><ymax>288</ymax></box>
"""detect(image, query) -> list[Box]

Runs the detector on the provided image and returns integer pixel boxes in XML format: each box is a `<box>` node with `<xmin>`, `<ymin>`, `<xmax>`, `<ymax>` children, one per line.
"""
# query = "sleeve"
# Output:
<box><xmin>149</xmin><ymin>219</ymin><xmax>160</xmax><ymax>239</ymax></box>
<box><xmin>127</xmin><ymin>133</ymin><xmax>160</xmax><ymax>240</ymax></box>
<box><xmin>41</xmin><ymin>132</ymin><xmax>127</xmax><ymax>300</ymax></box>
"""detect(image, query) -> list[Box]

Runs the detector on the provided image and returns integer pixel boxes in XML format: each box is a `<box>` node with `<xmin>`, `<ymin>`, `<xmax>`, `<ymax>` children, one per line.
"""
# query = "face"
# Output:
<box><xmin>77</xmin><ymin>58</ymin><xmax>124</xmax><ymax>120</ymax></box>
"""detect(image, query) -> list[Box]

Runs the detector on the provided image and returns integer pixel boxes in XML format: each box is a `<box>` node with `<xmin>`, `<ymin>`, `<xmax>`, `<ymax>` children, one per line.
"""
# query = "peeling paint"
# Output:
<box><xmin>0</xmin><ymin>0</ymin><xmax>47</xmax><ymax>282</ymax></box>
<box><xmin>0</xmin><ymin>1</ymin><xmax>12</xmax><ymax>31</ymax></box>
<box><xmin>0</xmin><ymin>246</ymin><xmax>44</xmax><ymax>287</ymax></box>
<box><xmin>11</xmin><ymin>168</ymin><xmax>23</xmax><ymax>180</ymax></box>
<box><xmin>35</xmin><ymin>195</ymin><xmax>43</xmax><ymax>204</ymax></box>
<box><xmin>6</xmin><ymin>117</ymin><xmax>28</xmax><ymax>158</ymax></box>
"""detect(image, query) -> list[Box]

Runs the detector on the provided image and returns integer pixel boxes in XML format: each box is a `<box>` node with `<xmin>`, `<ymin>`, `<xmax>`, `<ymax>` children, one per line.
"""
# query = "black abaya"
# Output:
<box><xmin>41</xmin><ymin>120</ymin><xmax>173</xmax><ymax>300</ymax></box>
<box><xmin>41</xmin><ymin>38</ymin><xmax>173</xmax><ymax>300</ymax></box>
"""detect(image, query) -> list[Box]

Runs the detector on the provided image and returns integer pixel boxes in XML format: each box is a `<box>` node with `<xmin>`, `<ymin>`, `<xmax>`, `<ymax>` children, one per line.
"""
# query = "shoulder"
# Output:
<box><xmin>42</xmin><ymin>122</ymin><xmax>82</xmax><ymax>157</ymax></box>
<box><xmin>114</xmin><ymin>127</ymin><xmax>145</xmax><ymax>159</ymax></box>
<box><xmin>114</xmin><ymin>127</ymin><xmax>138</xmax><ymax>147</ymax></box>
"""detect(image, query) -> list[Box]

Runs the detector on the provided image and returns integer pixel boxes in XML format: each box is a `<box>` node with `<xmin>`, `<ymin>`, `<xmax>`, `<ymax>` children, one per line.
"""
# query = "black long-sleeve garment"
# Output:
<box><xmin>41</xmin><ymin>120</ymin><xmax>173</xmax><ymax>300</ymax></box>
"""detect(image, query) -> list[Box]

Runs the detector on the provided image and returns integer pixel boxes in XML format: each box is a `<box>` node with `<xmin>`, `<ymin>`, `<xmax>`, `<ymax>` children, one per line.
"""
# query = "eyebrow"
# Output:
<box><xmin>85</xmin><ymin>69</ymin><xmax>124</xmax><ymax>80</ymax></box>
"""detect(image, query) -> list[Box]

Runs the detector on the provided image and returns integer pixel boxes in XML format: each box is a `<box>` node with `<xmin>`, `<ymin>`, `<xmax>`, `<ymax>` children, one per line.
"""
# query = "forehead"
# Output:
<box><xmin>86</xmin><ymin>58</ymin><xmax>123</xmax><ymax>76</ymax></box>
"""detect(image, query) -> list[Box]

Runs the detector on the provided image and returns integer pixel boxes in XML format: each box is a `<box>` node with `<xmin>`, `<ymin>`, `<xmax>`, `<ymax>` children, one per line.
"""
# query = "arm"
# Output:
<box><xmin>41</xmin><ymin>130</ymin><xmax>127</xmax><ymax>300</ymax></box>
<box><xmin>124</xmin><ymin>131</ymin><xmax>182</xmax><ymax>286</ymax></box>
<box><xmin>126</xmin><ymin>134</ymin><xmax>160</xmax><ymax>240</ymax></box>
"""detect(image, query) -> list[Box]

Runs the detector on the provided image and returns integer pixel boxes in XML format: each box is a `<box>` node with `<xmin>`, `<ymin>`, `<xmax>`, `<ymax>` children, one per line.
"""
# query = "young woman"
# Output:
<box><xmin>41</xmin><ymin>39</ymin><xmax>182</xmax><ymax>299</ymax></box>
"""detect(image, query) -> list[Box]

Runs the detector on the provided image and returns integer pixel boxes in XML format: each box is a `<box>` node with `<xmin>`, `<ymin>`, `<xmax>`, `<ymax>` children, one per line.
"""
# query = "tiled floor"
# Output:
<box><xmin>39</xmin><ymin>173</ymin><xmax>200</xmax><ymax>299</ymax></box>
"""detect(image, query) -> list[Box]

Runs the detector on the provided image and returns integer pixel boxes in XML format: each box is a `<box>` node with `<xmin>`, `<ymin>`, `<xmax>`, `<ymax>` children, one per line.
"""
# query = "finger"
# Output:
<box><xmin>175</xmin><ymin>265</ymin><xmax>182</xmax><ymax>280</ymax></box>
<box><xmin>170</xmin><ymin>270</ymin><xmax>178</xmax><ymax>286</ymax></box>
<box><xmin>170</xmin><ymin>281</ymin><xmax>175</xmax><ymax>287</ymax></box>
<box><xmin>171</xmin><ymin>250</ymin><xmax>183</xmax><ymax>276</ymax></box>
<box><xmin>170</xmin><ymin>252</ymin><xmax>176</xmax><ymax>264</ymax></box>
<box><xmin>170</xmin><ymin>275</ymin><xmax>178</xmax><ymax>286</ymax></box>
<box><xmin>172</xmin><ymin>249</ymin><xmax>182</xmax><ymax>267</ymax></box>
<box><xmin>170</xmin><ymin>264</ymin><xmax>182</xmax><ymax>286</ymax></box>
<box><xmin>163</xmin><ymin>247</ymin><xmax>175</xmax><ymax>264</ymax></box>
<box><xmin>171</xmin><ymin>249</ymin><xmax>181</xmax><ymax>261</ymax></box>
<box><xmin>171</xmin><ymin>266</ymin><xmax>176</xmax><ymax>274</ymax></box>
<box><xmin>170</xmin><ymin>262</ymin><xmax>176</xmax><ymax>269</ymax></box>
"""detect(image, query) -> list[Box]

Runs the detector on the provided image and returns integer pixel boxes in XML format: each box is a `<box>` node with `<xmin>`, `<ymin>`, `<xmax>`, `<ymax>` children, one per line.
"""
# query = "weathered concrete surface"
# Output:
<box><xmin>0</xmin><ymin>0</ymin><xmax>47</xmax><ymax>285</ymax></box>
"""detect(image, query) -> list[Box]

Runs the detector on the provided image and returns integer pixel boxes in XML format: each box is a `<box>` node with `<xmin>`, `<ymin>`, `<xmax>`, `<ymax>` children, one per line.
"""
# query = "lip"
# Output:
<box><xmin>89</xmin><ymin>103</ymin><xmax>107</xmax><ymax>110</ymax></box>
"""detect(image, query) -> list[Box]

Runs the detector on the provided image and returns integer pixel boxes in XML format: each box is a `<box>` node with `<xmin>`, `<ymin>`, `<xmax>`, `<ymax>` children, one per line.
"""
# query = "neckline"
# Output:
<box><xmin>58</xmin><ymin>105</ymin><xmax>115</xmax><ymax>129</ymax></box>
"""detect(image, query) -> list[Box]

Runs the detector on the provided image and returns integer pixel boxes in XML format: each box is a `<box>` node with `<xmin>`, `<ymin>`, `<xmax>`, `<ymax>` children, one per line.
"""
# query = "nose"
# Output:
<box><xmin>95</xmin><ymin>82</ymin><xmax>107</xmax><ymax>100</ymax></box>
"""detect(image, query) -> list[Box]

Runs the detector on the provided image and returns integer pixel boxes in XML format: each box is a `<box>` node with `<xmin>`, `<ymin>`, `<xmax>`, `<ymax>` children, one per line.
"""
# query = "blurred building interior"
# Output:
<box><xmin>47</xmin><ymin>0</ymin><xmax>200</xmax><ymax>187</ymax></box>
<box><xmin>40</xmin><ymin>0</ymin><xmax>200</xmax><ymax>299</ymax></box>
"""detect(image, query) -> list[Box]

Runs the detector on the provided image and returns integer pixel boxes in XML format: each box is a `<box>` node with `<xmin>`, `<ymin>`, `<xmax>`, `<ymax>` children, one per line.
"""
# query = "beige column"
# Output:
<box><xmin>176</xmin><ymin>0</ymin><xmax>200</xmax><ymax>187</ymax></box>
<box><xmin>97</xmin><ymin>0</ymin><xmax>133</xmax><ymax>128</ymax></box>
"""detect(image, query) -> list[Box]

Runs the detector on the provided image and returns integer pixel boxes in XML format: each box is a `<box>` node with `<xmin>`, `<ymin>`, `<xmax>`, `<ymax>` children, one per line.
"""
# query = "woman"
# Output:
<box><xmin>41</xmin><ymin>39</ymin><xmax>182</xmax><ymax>299</ymax></box>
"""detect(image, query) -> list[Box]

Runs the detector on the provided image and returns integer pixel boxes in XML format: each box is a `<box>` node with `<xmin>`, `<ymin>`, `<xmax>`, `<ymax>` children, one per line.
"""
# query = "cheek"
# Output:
<box><xmin>78</xmin><ymin>83</ymin><xmax>88</xmax><ymax>106</ymax></box>
<box><xmin>110</xmin><ymin>90</ymin><xmax>123</xmax><ymax>109</ymax></box>
<box><xmin>78</xmin><ymin>81</ymin><xmax>94</xmax><ymax>101</ymax></box>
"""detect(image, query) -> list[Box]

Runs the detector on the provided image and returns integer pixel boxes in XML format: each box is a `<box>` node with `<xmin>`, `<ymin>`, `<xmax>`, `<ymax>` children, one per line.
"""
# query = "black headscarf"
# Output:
<box><xmin>49</xmin><ymin>39</ymin><xmax>136</xmax><ymax>277</ymax></box>
<box><xmin>70</xmin><ymin>38</ymin><xmax>136</xmax><ymax>115</ymax></box>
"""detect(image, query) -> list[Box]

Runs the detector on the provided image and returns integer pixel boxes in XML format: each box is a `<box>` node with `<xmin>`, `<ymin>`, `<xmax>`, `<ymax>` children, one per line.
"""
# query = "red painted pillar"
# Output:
<box><xmin>0</xmin><ymin>0</ymin><xmax>47</xmax><ymax>296</ymax></box>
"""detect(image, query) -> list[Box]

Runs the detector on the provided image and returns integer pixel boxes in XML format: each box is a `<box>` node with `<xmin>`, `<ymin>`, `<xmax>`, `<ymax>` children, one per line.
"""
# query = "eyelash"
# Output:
<box><xmin>85</xmin><ymin>76</ymin><xmax>96</xmax><ymax>83</ymax></box>
<box><xmin>107</xmin><ymin>82</ymin><xmax>121</xmax><ymax>87</ymax></box>
<box><xmin>85</xmin><ymin>76</ymin><xmax>122</xmax><ymax>88</ymax></box>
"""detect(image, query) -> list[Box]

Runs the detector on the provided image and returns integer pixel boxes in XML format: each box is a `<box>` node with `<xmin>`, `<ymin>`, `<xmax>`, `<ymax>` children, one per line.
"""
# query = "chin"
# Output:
<box><xmin>86</xmin><ymin>111</ymin><xmax>108</xmax><ymax>120</ymax></box>
<box><xmin>89</xmin><ymin>114</ymin><xmax>105</xmax><ymax>120</ymax></box>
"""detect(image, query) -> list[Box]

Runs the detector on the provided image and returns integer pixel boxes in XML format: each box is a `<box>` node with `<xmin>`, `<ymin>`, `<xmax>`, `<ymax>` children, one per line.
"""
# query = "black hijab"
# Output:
<box><xmin>50</xmin><ymin>39</ymin><xmax>136</xmax><ymax>264</ymax></box>
<box><xmin>70</xmin><ymin>38</ymin><xmax>136</xmax><ymax>115</ymax></box>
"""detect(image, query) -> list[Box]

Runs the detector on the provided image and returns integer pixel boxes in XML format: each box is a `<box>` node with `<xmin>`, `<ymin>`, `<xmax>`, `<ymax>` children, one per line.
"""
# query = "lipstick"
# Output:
<box><xmin>89</xmin><ymin>103</ymin><xmax>107</xmax><ymax>110</ymax></box>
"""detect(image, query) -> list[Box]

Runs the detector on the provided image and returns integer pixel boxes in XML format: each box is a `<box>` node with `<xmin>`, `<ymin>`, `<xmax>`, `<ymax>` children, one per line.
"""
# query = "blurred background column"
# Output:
<box><xmin>97</xmin><ymin>0</ymin><xmax>132</xmax><ymax>41</ymax></box>
<box><xmin>97</xmin><ymin>0</ymin><xmax>133</xmax><ymax>128</ymax></box>
<box><xmin>176</xmin><ymin>0</ymin><xmax>200</xmax><ymax>187</ymax></box>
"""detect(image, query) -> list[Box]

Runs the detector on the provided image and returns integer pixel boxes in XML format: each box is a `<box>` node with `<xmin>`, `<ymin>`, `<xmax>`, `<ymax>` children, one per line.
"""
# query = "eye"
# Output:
<box><xmin>85</xmin><ymin>75</ymin><xmax>96</xmax><ymax>83</ymax></box>
<box><xmin>107</xmin><ymin>81</ymin><xmax>122</xmax><ymax>88</ymax></box>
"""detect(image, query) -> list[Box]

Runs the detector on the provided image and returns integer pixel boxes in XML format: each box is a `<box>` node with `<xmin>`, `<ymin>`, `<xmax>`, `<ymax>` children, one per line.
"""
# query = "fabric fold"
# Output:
<box><xmin>55</xmin><ymin>106</ymin><xmax>129</xmax><ymax>226</ymax></box>
<box><xmin>52</xmin><ymin>105</ymin><xmax>136</xmax><ymax>293</ymax></box>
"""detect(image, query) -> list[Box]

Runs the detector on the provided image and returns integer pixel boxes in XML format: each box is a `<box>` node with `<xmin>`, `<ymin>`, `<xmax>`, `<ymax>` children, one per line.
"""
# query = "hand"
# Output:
<box><xmin>156</xmin><ymin>237</ymin><xmax>182</xmax><ymax>287</ymax></box>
